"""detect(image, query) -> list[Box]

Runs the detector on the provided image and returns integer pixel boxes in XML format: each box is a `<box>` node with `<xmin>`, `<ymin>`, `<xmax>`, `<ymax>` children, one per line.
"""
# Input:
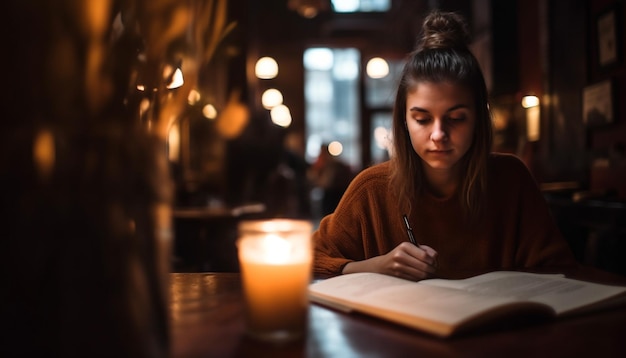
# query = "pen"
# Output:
<box><xmin>402</xmin><ymin>215</ymin><xmax>420</xmax><ymax>247</ymax></box>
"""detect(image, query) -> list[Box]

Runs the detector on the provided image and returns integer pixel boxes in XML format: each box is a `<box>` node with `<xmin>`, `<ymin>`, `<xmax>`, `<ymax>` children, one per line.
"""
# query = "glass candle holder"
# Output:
<box><xmin>236</xmin><ymin>219</ymin><xmax>313</xmax><ymax>343</ymax></box>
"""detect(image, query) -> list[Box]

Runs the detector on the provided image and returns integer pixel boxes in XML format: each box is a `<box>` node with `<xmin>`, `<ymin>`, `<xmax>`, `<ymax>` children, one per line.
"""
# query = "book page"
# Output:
<box><xmin>309</xmin><ymin>272</ymin><xmax>528</xmax><ymax>326</ymax></box>
<box><xmin>422</xmin><ymin>271</ymin><xmax>626</xmax><ymax>315</ymax></box>
<box><xmin>309</xmin><ymin>271</ymin><xmax>626</xmax><ymax>337</ymax></box>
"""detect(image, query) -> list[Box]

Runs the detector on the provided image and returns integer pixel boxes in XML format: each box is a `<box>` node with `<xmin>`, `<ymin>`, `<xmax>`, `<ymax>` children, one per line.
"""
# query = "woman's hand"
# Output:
<box><xmin>342</xmin><ymin>242</ymin><xmax>438</xmax><ymax>281</ymax></box>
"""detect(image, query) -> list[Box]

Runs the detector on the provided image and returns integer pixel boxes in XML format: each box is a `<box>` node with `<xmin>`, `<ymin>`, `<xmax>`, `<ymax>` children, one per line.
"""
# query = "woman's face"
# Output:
<box><xmin>405</xmin><ymin>81</ymin><xmax>476</xmax><ymax>178</ymax></box>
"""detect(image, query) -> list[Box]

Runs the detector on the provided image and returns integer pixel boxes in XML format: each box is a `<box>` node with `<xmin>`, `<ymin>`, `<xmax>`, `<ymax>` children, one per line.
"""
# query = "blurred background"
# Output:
<box><xmin>2</xmin><ymin>0</ymin><xmax>626</xmax><ymax>276</ymax></box>
<box><xmin>171</xmin><ymin>0</ymin><xmax>624</xmax><ymax>206</ymax></box>
<box><xmin>164</xmin><ymin>0</ymin><xmax>626</xmax><ymax>274</ymax></box>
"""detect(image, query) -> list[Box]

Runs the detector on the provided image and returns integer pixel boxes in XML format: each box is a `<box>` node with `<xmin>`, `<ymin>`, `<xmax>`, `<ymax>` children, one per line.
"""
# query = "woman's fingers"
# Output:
<box><xmin>386</xmin><ymin>243</ymin><xmax>438</xmax><ymax>280</ymax></box>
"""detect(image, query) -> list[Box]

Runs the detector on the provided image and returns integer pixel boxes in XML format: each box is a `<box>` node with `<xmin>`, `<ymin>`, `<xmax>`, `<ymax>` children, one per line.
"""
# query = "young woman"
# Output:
<box><xmin>313</xmin><ymin>10</ymin><xmax>578</xmax><ymax>281</ymax></box>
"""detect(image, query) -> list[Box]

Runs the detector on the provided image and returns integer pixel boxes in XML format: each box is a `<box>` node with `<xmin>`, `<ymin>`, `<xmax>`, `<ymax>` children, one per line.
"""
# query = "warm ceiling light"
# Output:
<box><xmin>366</xmin><ymin>57</ymin><xmax>389</xmax><ymax>79</ymax></box>
<box><xmin>255</xmin><ymin>57</ymin><xmax>278</xmax><ymax>79</ymax></box>
<box><xmin>270</xmin><ymin>104</ymin><xmax>292</xmax><ymax>127</ymax></box>
<box><xmin>522</xmin><ymin>95</ymin><xmax>541</xmax><ymax>142</ymax></box>
<box><xmin>202</xmin><ymin>104</ymin><xmax>218</xmax><ymax>120</ymax></box>
<box><xmin>328</xmin><ymin>141</ymin><xmax>343</xmax><ymax>156</ymax></box>
<box><xmin>521</xmin><ymin>95</ymin><xmax>540</xmax><ymax>108</ymax></box>
<box><xmin>261</xmin><ymin>88</ymin><xmax>283</xmax><ymax>109</ymax></box>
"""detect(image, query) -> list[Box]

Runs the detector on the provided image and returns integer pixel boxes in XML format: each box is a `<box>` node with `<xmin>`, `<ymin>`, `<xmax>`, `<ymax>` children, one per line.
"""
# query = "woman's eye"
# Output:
<box><xmin>414</xmin><ymin>118</ymin><xmax>429</xmax><ymax>124</ymax></box>
<box><xmin>448</xmin><ymin>116</ymin><xmax>465</xmax><ymax>122</ymax></box>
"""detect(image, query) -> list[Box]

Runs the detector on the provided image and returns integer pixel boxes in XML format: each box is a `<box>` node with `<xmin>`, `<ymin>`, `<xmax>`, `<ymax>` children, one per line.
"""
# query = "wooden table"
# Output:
<box><xmin>170</xmin><ymin>268</ymin><xmax>626</xmax><ymax>358</ymax></box>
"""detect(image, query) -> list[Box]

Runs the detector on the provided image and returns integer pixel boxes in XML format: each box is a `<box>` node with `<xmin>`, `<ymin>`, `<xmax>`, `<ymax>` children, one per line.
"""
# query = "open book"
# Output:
<box><xmin>308</xmin><ymin>271</ymin><xmax>626</xmax><ymax>338</ymax></box>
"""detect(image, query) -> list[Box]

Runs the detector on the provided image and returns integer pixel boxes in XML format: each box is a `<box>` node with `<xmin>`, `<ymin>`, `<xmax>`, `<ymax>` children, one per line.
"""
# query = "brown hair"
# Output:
<box><xmin>389</xmin><ymin>10</ymin><xmax>493</xmax><ymax>218</ymax></box>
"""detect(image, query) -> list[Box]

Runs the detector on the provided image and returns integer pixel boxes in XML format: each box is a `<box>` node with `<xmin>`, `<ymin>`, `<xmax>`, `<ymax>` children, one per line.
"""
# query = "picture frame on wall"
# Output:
<box><xmin>595</xmin><ymin>5</ymin><xmax>622</xmax><ymax>73</ymax></box>
<box><xmin>583</xmin><ymin>79</ymin><xmax>614</xmax><ymax>127</ymax></box>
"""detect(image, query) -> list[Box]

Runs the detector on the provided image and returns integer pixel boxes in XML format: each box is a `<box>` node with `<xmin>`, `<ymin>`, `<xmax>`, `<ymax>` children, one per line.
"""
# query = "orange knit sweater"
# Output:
<box><xmin>313</xmin><ymin>153</ymin><xmax>579</xmax><ymax>278</ymax></box>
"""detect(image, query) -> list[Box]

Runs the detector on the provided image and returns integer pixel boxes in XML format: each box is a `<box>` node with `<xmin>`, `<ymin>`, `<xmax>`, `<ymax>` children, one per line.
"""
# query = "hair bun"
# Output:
<box><xmin>418</xmin><ymin>10</ymin><xmax>470</xmax><ymax>50</ymax></box>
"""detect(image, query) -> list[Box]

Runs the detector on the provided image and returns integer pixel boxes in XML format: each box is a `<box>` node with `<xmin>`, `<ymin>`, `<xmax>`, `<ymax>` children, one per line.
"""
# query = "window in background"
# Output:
<box><xmin>303</xmin><ymin>48</ymin><xmax>360</xmax><ymax>168</ymax></box>
<box><xmin>331</xmin><ymin>0</ymin><xmax>391</xmax><ymax>12</ymax></box>
<box><xmin>365</xmin><ymin>59</ymin><xmax>403</xmax><ymax>108</ymax></box>
<box><xmin>366</xmin><ymin>59</ymin><xmax>403</xmax><ymax>164</ymax></box>
<box><xmin>371</xmin><ymin>112</ymin><xmax>393</xmax><ymax>163</ymax></box>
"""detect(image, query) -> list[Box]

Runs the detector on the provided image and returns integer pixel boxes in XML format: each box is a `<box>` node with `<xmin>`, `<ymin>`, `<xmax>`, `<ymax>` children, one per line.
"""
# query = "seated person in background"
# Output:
<box><xmin>313</xmin><ymin>10</ymin><xmax>579</xmax><ymax>281</ymax></box>
<box><xmin>308</xmin><ymin>144</ymin><xmax>353</xmax><ymax>217</ymax></box>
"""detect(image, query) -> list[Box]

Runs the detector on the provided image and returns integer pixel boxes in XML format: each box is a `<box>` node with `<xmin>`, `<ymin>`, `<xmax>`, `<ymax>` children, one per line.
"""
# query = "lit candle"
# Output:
<box><xmin>237</xmin><ymin>219</ymin><xmax>313</xmax><ymax>343</ymax></box>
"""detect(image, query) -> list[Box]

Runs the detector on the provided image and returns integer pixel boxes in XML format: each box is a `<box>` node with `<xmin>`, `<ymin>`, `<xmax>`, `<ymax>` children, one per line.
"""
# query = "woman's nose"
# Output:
<box><xmin>430</xmin><ymin>119</ymin><xmax>448</xmax><ymax>142</ymax></box>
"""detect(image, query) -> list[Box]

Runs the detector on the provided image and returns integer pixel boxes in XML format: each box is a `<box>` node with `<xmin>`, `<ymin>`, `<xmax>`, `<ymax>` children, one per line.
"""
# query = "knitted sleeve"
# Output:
<box><xmin>312</xmin><ymin>163</ymin><xmax>398</xmax><ymax>278</ymax></box>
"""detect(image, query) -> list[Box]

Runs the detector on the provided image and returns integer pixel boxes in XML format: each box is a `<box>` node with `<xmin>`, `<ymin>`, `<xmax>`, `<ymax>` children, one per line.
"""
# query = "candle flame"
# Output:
<box><xmin>262</xmin><ymin>234</ymin><xmax>292</xmax><ymax>264</ymax></box>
